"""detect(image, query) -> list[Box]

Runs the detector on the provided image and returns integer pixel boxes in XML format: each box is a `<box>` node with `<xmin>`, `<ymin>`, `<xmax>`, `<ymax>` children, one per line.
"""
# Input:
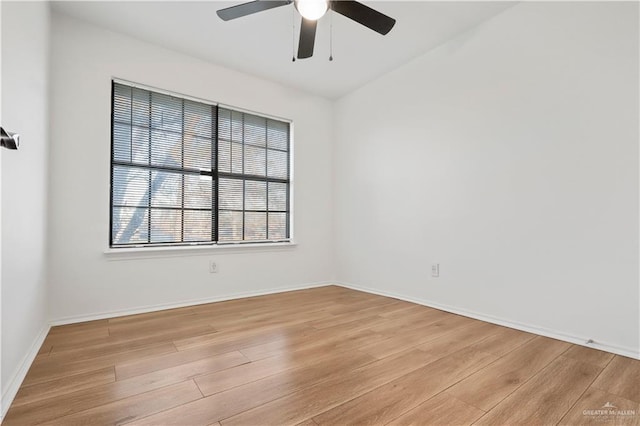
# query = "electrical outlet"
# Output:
<box><xmin>209</xmin><ymin>261</ymin><xmax>218</xmax><ymax>273</ymax></box>
<box><xmin>431</xmin><ymin>263</ymin><xmax>439</xmax><ymax>278</ymax></box>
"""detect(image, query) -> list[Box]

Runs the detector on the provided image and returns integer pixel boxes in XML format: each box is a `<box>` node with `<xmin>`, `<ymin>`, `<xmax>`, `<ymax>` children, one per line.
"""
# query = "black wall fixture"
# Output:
<box><xmin>0</xmin><ymin>127</ymin><xmax>20</xmax><ymax>150</ymax></box>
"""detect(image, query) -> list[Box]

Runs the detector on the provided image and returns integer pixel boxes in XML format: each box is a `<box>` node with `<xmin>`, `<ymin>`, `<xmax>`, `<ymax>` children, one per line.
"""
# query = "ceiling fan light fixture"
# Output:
<box><xmin>294</xmin><ymin>0</ymin><xmax>328</xmax><ymax>21</ymax></box>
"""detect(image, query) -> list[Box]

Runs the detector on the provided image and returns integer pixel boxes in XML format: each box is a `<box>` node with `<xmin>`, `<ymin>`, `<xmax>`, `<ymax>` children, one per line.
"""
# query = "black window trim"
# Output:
<box><xmin>109</xmin><ymin>78</ymin><xmax>294</xmax><ymax>250</ymax></box>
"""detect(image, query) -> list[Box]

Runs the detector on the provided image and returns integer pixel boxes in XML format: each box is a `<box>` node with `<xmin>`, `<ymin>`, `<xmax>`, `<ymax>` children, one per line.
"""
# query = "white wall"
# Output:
<box><xmin>48</xmin><ymin>13</ymin><xmax>334</xmax><ymax>322</ymax></box>
<box><xmin>1</xmin><ymin>0</ymin><xmax>51</xmax><ymax>416</ymax></box>
<box><xmin>334</xmin><ymin>2</ymin><xmax>639</xmax><ymax>357</ymax></box>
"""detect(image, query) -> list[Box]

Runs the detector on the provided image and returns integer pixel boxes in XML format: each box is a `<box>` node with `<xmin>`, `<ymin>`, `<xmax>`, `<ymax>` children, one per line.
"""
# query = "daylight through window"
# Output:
<box><xmin>110</xmin><ymin>81</ymin><xmax>291</xmax><ymax>247</ymax></box>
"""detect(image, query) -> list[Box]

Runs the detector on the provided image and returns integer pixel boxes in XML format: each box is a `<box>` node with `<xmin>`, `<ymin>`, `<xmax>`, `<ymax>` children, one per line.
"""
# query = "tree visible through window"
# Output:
<box><xmin>110</xmin><ymin>81</ymin><xmax>291</xmax><ymax>247</ymax></box>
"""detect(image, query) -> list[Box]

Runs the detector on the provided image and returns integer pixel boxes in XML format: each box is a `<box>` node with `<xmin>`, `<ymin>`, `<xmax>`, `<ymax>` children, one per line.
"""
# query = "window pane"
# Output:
<box><xmin>245</xmin><ymin>212</ymin><xmax>266</xmax><ymax>240</ymax></box>
<box><xmin>268</xmin><ymin>213</ymin><xmax>287</xmax><ymax>240</ymax></box>
<box><xmin>219</xmin><ymin>210</ymin><xmax>243</xmax><ymax>241</ymax></box>
<box><xmin>113</xmin><ymin>166</ymin><xmax>148</xmax><ymax>207</ymax></box>
<box><xmin>184</xmin><ymin>100</ymin><xmax>212</xmax><ymax>138</ymax></box>
<box><xmin>150</xmin><ymin>209</ymin><xmax>181</xmax><ymax>243</ymax></box>
<box><xmin>184</xmin><ymin>135</ymin><xmax>212</xmax><ymax>170</ymax></box>
<box><xmin>267</xmin><ymin>119</ymin><xmax>288</xmax><ymax>151</ymax></box>
<box><xmin>232</xmin><ymin>142</ymin><xmax>243</xmax><ymax>174</ymax></box>
<box><xmin>218</xmin><ymin>108</ymin><xmax>231</xmax><ymax>141</ymax></box>
<box><xmin>245</xmin><ymin>145</ymin><xmax>266</xmax><ymax>176</ymax></box>
<box><xmin>219</xmin><ymin>141</ymin><xmax>246</xmax><ymax>173</ymax></box>
<box><xmin>150</xmin><ymin>130</ymin><xmax>181</xmax><ymax>168</ymax></box>
<box><xmin>132</xmin><ymin>126</ymin><xmax>150</xmax><ymax>165</ymax></box>
<box><xmin>112</xmin><ymin>207</ymin><xmax>148</xmax><ymax>244</ymax></box>
<box><xmin>113</xmin><ymin>84</ymin><xmax>131</xmax><ymax>123</ymax></box>
<box><xmin>245</xmin><ymin>180</ymin><xmax>266</xmax><ymax>211</ymax></box>
<box><xmin>151</xmin><ymin>92</ymin><xmax>182</xmax><ymax>133</ymax></box>
<box><xmin>184</xmin><ymin>174</ymin><xmax>212</xmax><ymax>209</ymax></box>
<box><xmin>267</xmin><ymin>149</ymin><xmax>288</xmax><ymax>179</ymax></box>
<box><xmin>184</xmin><ymin>210</ymin><xmax>212</xmax><ymax>242</ymax></box>
<box><xmin>219</xmin><ymin>178</ymin><xmax>243</xmax><ymax>210</ymax></box>
<box><xmin>113</xmin><ymin>122</ymin><xmax>131</xmax><ymax>162</ymax></box>
<box><xmin>268</xmin><ymin>182</ymin><xmax>287</xmax><ymax>211</ymax></box>
<box><xmin>150</xmin><ymin>170</ymin><xmax>182</xmax><ymax>208</ymax></box>
<box><xmin>244</xmin><ymin>114</ymin><xmax>266</xmax><ymax>147</ymax></box>
<box><xmin>132</xmin><ymin>88</ymin><xmax>150</xmax><ymax>127</ymax></box>
<box><xmin>231</xmin><ymin>110</ymin><xmax>243</xmax><ymax>142</ymax></box>
<box><xmin>218</xmin><ymin>139</ymin><xmax>231</xmax><ymax>173</ymax></box>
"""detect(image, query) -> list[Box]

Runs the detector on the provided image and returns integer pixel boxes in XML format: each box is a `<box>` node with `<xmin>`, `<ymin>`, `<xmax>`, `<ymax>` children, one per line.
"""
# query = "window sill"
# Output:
<box><xmin>103</xmin><ymin>241</ymin><xmax>297</xmax><ymax>260</ymax></box>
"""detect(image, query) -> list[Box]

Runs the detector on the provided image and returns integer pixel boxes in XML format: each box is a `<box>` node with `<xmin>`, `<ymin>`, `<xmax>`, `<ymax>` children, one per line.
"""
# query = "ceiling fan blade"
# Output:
<box><xmin>217</xmin><ymin>0</ymin><xmax>291</xmax><ymax>21</ymax></box>
<box><xmin>297</xmin><ymin>17</ymin><xmax>317</xmax><ymax>59</ymax></box>
<box><xmin>330</xmin><ymin>1</ymin><xmax>395</xmax><ymax>35</ymax></box>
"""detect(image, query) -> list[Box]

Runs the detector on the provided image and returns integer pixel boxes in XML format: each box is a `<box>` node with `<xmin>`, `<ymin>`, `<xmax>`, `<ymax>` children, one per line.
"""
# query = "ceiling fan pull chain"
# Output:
<box><xmin>292</xmin><ymin>6</ymin><xmax>296</xmax><ymax>62</ymax></box>
<box><xmin>329</xmin><ymin>7</ymin><xmax>334</xmax><ymax>61</ymax></box>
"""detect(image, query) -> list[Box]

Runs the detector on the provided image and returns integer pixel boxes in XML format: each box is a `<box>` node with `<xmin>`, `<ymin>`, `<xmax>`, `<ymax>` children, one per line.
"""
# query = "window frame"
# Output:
<box><xmin>109</xmin><ymin>79</ymin><xmax>294</xmax><ymax>250</ymax></box>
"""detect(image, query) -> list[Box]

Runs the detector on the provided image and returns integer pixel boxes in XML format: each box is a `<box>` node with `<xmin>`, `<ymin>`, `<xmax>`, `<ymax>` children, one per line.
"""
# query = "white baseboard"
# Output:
<box><xmin>1</xmin><ymin>324</ymin><xmax>51</xmax><ymax>421</ymax></box>
<box><xmin>50</xmin><ymin>281</ymin><xmax>333</xmax><ymax>326</ymax></box>
<box><xmin>336</xmin><ymin>281</ymin><xmax>640</xmax><ymax>360</ymax></box>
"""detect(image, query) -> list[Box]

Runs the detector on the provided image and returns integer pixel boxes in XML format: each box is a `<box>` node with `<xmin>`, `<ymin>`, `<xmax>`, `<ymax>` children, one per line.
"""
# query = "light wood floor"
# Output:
<box><xmin>4</xmin><ymin>286</ymin><xmax>640</xmax><ymax>425</ymax></box>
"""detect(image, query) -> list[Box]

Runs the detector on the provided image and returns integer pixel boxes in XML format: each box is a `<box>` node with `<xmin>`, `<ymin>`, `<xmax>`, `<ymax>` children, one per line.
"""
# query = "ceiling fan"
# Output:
<box><xmin>216</xmin><ymin>0</ymin><xmax>396</xmax><ymax>60</ymax></box>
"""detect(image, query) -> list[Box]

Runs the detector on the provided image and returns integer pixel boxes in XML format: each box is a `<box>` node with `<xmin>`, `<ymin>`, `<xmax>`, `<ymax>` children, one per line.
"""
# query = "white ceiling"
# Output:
<box><xmin>52</xmin><ymin>1</ymin><xmax>514</xmax><ymax>99</ymax></box>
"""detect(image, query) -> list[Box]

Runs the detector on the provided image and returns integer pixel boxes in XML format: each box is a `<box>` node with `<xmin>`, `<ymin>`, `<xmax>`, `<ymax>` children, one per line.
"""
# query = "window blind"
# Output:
<box><xmin>110</xmin><ymin>81</ymin><xmax>290</xmax><ymax>247</ymax></box>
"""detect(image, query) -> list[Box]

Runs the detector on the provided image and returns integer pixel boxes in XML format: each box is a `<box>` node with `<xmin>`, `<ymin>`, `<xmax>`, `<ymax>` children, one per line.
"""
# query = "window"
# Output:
<box><xmin>110</xmin><ymin>81</ymin><xmax>291</xmax><ymax>248</ymax></box>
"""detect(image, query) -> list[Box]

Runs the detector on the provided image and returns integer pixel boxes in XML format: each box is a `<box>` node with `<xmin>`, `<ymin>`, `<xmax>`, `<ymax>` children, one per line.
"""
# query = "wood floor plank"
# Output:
<box><xmin>116</xmin><ymin>327</ymin><xmax>310</xmax><ymax>380</ymax></box>
<box><xmin>564</xmin><ymin>344</ymin><xmax>616</xmax><ymax>368</ymax></box>
<box><xmin>6</xmin><ymin>351</ymin><xmax>247</xmax><ymax>425</ymax></box>
<box><xmin>592</xmin><ymin>356</ymin><xmax>640</xmax><ymax>403</ymax></box>
<box><xmin>359</xmin><ymin>314</ymin><xmax>474</xmax><ymax>360</ymax></box>
<box><xmin>21</xmin><ymin>341</ymin><xmax>178</xmax><ymax>387</ymax></box>
<box><xmin>201</xmin><ymin>299</ymin><xmax>341</xmax><ymax>332</ymax></box>
<box><xmin>466</xmin><ymin>325</ymin><xmax>535</xmax><ymax>357</ymax></box>
<box><xmin>220</xmin><ymin>349</ymin><xmax>456</xmax><ymax>426</ymax></box>
<box><xmin>367</xmin><ymin>307</ymin><xmax>452</xmax><ymax>335</ymax></box>
<box><xmin>387</xmin><ymin>392</ymin><xmax>485</xmax><ymax>426</ymax></box>
<box><xmin>234</xmin><ymin>327</ymin><xmax>330</xmax><ymax>362</ymax></box>
<box><xmin>172</xmin><ymin>323</ymin><xmax>313</xmax><ymax>359</ymax></box>
<box><xmin>37</xmin><ymin>344</ymin><xmax>53</xmax><ymax>356</ymax></box>
<box><xmin>312</xmin><ymin>345</ymin><xmax>497</xmax><ymax>425</ymax></box>
<box><xmin>308</xmin><ymin>314</ymin><xmax>392</xmax><ymax>336</ymax></box>
<box><xmin>43</xmin><ymin>327</ymin><xmax>111</xmax><ymax>348</ymax></box>
<box><xmin>415</xmin><ymin>320</ymin><xmax>498</xmax><ymax>359</ymax></box>
<box><xmin>174</xmin><ymin>308</ymin><xmax>336</xmax><ymax>350</ymax></box>
<box><xmin>11</xmin><ymin>367</ymin><xmax>116</xmax><ymax>408</ymax></box>
<box><xmin>49</xmin><ymin>323</ymin><xmax>216</xmax><ymax>354</ymax></box>
<box><xmin>474</xmin><ymin>356</ymin><xmax>603</xmax><ymax>425</ymax></box>
<box><xmin>196</xmin><ymin>333</ymin><xmax>380</xmax><ymax>396</ymax></box>
<box><xmin>447</xmin><ymin>336</ymin><xmax>570</xmax><ymax>411</ymax></box>
<box><xmin>123</xmin><ymin>349</ymin><xmax>250</xmax><ymax>387</ymax></box>
<box><xmin>107</xmin><ymin>306</ymin><xmax>197</xmax><ymax>325</ymax></box>
<box><xmin>47</xmin><ymin>319</ymin><xmax>109</xmax><ymax>334</ymax></box>
<box><xmin>39</xmin><ymin>380</ymin><xmax>202</xmax><ymax>426</ymax></box>
<box><xmin>130</xmin><ymin>348</ymin><xmax>378</xmax><ymax>425</ymax></box>
<box><xmin>377</xmin><ymin>303</ymin><xmax>426</xmax><ymax>319</ymax></box>
<box><xmin>107</xmin><ymin>312</ymin><xmax>213</xmax><ymax>337</ymax></box>
<box><xmin>238</xmin><ymin>326</ymin><xmax>382</xmax><ymax>362</ymax></box>
<box><xmin>308</xmin><ymin>300</ymin><xmax>402</xmax><ymax>329</ymax></box>
<box><xmin>558</xmin><ymin>387</ymin><xmax>640</xmax><ymax>425</ymax></box>
<box><xmin>194</xmin><ymin>351</ymin><xmax>298</xmax><ymax>396</ymax></box>
<box><xmin>325</xmin><ymin>297</ymin><xmax>402</xmax><ymax>316</ymax></box>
